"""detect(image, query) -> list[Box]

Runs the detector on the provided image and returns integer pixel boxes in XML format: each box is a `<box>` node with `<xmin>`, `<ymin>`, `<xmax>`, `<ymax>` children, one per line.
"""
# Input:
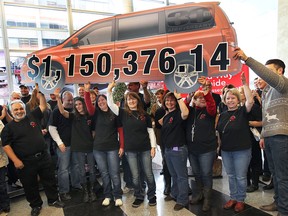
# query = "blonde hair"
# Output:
<box><xmin>223</xmin><ymin>88</ymin><xmax>241</xmax><ymax>105</ymax></box>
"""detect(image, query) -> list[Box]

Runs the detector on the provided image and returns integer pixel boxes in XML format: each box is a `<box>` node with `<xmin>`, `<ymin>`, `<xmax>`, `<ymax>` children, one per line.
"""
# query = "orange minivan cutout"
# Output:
<box><xmin>21</xmin><ymin>2</ymin><xmax>241</xmax><ymax>93</ymax></box>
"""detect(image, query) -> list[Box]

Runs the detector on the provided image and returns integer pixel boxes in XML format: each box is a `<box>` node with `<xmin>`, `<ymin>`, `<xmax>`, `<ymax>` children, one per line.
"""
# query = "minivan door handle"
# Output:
<box><xmin>117</xmin><ymin>45</ymin><xmax>128</xmax><ymax>49</ymax></box>
<box><xmin>102</xmin><ymin>47</ymin><xmax>112</xmax><ymax>51</ymax></box>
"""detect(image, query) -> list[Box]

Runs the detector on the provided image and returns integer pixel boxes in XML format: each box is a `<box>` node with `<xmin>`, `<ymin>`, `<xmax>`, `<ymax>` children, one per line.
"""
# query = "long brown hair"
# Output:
<box><xmin>124</xmin><ymin>92</ymin><xmax>146</xmax><ymax>116</ymax></box>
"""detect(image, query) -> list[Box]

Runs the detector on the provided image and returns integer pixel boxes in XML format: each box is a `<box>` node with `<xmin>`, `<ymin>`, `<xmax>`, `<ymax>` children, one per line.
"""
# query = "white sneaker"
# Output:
<box><xmin>115</xmin><ymin>199</ymin><xmax>123</xmax><ymax>206</ymax></box>
<box><xmin>102</xmin><ymin>198</ymin><xmax>111</xmax><ymax>206</ymax></box>
<box><xmin>12</xmin><ymin>179</ymin><xmax>23</xmax><ymax>188</ymax></box>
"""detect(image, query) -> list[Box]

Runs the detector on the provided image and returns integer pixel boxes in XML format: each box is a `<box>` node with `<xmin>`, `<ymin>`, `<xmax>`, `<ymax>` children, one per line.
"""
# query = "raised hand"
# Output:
<box><xmin>174</xmin><ymin>89</ymin><xmax>181</xmax><ymax>100</ymax></box>
<box><xmin>84</xmin><ymin>82</ymin><xmax>91</xmax><ymax>92</ymax></box>
<box><xmin>107</xmin><ymin>80</ymin><xmax>116</xmax><ymax>93</ymax></box>
<box><xmin>54</xmin><ymin>88</ymin><xmax>61</xmax><ymax>98</ymax></box>
<box><xmin>233</xmin><ymin>47</ymin><xmax>248</xmax><ymax>62</ymax></box>
<box><xmin>241</xmin><ymin>72</ymin><xmax>247</xmax><ymax>85</ymax></box>
<box><xmin>140</xmin><ymin>80</ymin><xmax>148</xmax><ymax>89</ymax></box>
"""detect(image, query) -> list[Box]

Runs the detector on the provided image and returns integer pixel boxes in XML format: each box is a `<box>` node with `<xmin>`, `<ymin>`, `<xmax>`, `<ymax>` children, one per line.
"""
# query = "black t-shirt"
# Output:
<box><xmin>119</xmin><ymin>109</ymin><xmax>152</xmax><ymax>152</ymax></box>
<box><xmin>47</xmin><ymin>100</ymin><xmax>57</xmax><ymax>111</ymax></box>
<box><xmin>161</xmin><ymin>109</ymin><xmax>186</xmax><ymax>148</ymax></box>
<box><xmin>69</xmin><ymin>113</ymin><xmax>94</xmax><ymax>153</ymax></box>
<box><xmin>217</xmin><ymin>106</ymin><xmax>251</xmax><ymax>151</ymax></box>
<box><xmin>91</xmin><ymin>109</ymin><xmax>120</xmax><ymax>151</ymax></box>
<box><xmin>50</xmin><ymin>108</ymin><xmax>73</xmax><ymax>147</ymax></box>
<box><xmin>21</xmin><ymin>95</ymin><xmax>31</xmax><ymax>104</ymax></box>
<box><xmin>186</xmin><ymin>107</ymin><xmax>217</xmax><ymax>153</ymax></box>
<box><xmin>1</xmin><ymin>107</ymin><xmax>46</xmax><ymax>159</ymax></box>
<box><xmin>154</xmin><ymin>107</ymin><xmax>165</xmax><ymax>129</ymax></box>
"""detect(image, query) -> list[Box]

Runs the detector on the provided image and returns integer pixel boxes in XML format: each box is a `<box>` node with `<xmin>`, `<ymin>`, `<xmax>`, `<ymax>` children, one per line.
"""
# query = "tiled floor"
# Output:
<box><xmin>3</xmin><ymin>155</ymin><xmax>278</xmax><ymax>216</ymax></box>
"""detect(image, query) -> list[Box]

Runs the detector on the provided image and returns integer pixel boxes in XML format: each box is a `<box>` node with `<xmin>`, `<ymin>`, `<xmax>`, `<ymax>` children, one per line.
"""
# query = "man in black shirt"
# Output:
<box><xmin>1</xmin><ymin>86</ymin><xmax>64</xmax><ymax>216</ymax></box>
<box><xmin>19</xmin><ymin>85</ymin><xmax>31</xmax><ymax>104</ymax></box>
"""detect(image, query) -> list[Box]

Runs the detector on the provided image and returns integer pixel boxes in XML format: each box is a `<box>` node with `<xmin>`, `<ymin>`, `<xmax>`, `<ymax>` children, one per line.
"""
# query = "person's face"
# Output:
<box><xmin>97</xmin><ymin>96</ymin><xmax>108</xmax><ymax>111</ymax></box>
<box><xmin>165</xmin><ymin>96</ymin><xmax>177</xmax><ymax>111</ymax></box>
<box><xmin>11</xmin><ymin>93</ymin><xmax>21</xmax><ymax>101</ymax></box>
<box><xmin>93</xmin><ymin>88</ymin><xmax>99</xmax><ymax>95</ymax></box>
<box><xmin>127</xmin><ymin>83</ymin><xmax>139</xmax><ymax>93</ymax></box>
<box><xmin>225</xmin><ymin>92</ymin><xmax>239</xmax><ymax>110</ymax></box>
<box><xmin>90</xmin><ymin>93</ymin><xmax>97</xmax><ymax>103</ymax></box>
<box><xmin>78</xmin><ymin>87</ymin><xmax>85</xmax><ymax>97</ymax></box>
<box><xmin>253</xmin><ymin>79</ymin><xmax>259</xmax><ymax>89</ymax></box>
<box><xmin>63</xmin><ymin>93</ymin><xmax>74</xmax><ymax>109</ymax></box>
<box><xmin>266</xmin><ymin>64</ymin><xmax>283</xmax><ymax>75</ymax></box>
<box><xmin>11</xmin><ymin>103</ymin><xmax>26</xmax><ymax>121</ymax></box>
<box><xmin>155</xmin><ymin>93</ymin><xmax>164</xmax><ymax>102</ymax></box>
<box><xmin>257</xmin><ymin>78</ymin><xmax>267</xmax><ymax>90</ymax></box>
<box><xmin>20</xmin><ymin>87</ymin><xmax>29</xmax><ymax>96</ymax></box>
<box><xmin>194</xmin><ymin>96</ymin><xmax>206</xmax><ymax>108</ymax></box>
<box><xmin>50</xmin><ymin>94</ymin><xmax>56</xmax><ymax>100</ymax></box>
<box><xmin>75</xmin><ymin>100</ymin><xmax>84</xmax><ymax>114</ymax></box>
<box><xmin>127</xmin><ymin>95</ymin><xmax>138</xmax><ymax>110</ymax></box>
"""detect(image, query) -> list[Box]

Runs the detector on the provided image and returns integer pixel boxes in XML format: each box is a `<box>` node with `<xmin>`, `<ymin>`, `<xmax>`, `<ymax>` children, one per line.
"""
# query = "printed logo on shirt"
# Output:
<box><xmin>139</xmin><ymin>115</ymin><xmax>146</xmax><ymax>122</ymax></box>
<box><xmin>30</xmin><ymin>121</ymin><xmax>37</xmax><ymax>127</ymax></box>
<box><xmin>168</xmin><ymin>117</ymin><xmax>173</xmax><ymax>124</ymax></box>
<box><xmin>230</xmin><ymin>115</ymin><xmax>236</xmax><ymax>121</ymax></box>
<box><xmin>200</xmin><ymin>114</ymin><xmax>206</xmax><ymax>119</ymax></box>
<box><xmin>87</xmin><ymin>119</ymin><xmax>92</xmax><ymax>126</ymax></box>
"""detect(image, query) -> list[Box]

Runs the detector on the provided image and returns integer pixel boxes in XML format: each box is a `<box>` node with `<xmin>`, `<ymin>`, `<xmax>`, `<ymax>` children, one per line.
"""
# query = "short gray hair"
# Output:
<box><xmin>9</xmin><ymin>100</ymin><xmax>26</xmax><ymax>111</ymax></box>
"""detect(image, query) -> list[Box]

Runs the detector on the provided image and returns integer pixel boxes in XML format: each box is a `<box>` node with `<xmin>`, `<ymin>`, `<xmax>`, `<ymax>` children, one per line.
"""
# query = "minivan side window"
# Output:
<box><xmin>118</xmin><ymin>12</ymin><xmax>159</xmax><ymax>41</ymax></box>
<box><xmin>165</xmin><ymin>6</ymin><xmax>215</xmax><ymax>33</ymax></box>
<box><xmin>64</xmin><ymin>20</ymin><xmax>113</xmax><ymax>48</ymax></box>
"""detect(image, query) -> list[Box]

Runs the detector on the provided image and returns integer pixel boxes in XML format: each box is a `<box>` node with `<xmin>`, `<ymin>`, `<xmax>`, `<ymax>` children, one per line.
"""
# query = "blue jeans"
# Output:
<box><xmin>73</xmin><ymin>152</ymin><xmax>95</xmax><ymax>184</ymax></box>
<box><xmin>188</xmin><ymin>150</ymin><xmax>216</xmax><ymax>189</ymax></box>
<box><xmin>221</xmin><ymin>148</ymin><xmax>251</xmax><ymax>202</ymax></box>
<box><xmin>125</xmin><ymin>150</ymin><xmax>156</xmax><ymax>200</ymax></box>
<box><xmin>0</xmin><ymin>166</ymin><xmax>10</xmax><ymax>210</ymax></box>
<box><xmin>264</xmin><ymin>135</ymin><xmax>288</xmax><ymax>215</ymax></box>
<box><xmin>93</xmin><ymin>150</ymin><xmax>122</xmax><ymax>199</ymax></box>
<box><xmin>165</xmin><ymin>146</ymin><xmax>189</xmax><ymax>206</ymax></box>
<box><xmin>57</xmin><ymin>147</ymin><xmax>81</xmax><ymax>193</ymax></box>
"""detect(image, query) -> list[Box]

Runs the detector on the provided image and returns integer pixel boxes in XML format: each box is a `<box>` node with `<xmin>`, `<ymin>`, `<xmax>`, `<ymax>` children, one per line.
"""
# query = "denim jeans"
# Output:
<box><xmin>57</xmin><ymin>146</ymin><xmax>81</xmax><ymax>193</ymax></box>
<box><xmin>165</xmin><ymin>146</ymin><xmax>189</xmax><ymax>206</ymax></box>
<box><xmin>221</xmin><ymin>148</ymin><xmax>251</xmax><ymax>202</ymax></box>
<box><xmin>0</xmin><ymin>167</ymin><xmax>10</xmax><ymax>210</ymax></box>
<box><xmin>93</xmin><ymin>150</ymin><xmax>122</xmax><ymax>199</ymax></box>
<box><xmin>73</xmin><ymin>152</ymin><xmax>95</xmax><ymax>184</ymax></box>
<box><xmin>264</xmin><ymin>135</ymin><xmax>288</xmax><ymax>215</ymax></box>
<box><xmin>125</xmin><ymin>150</ymin><xmax>156</xmax><ymax>200</ymax></box>
<box><xmin>188</xmin><ymin>150</ymin><xmax>216</xmax><ymax>189</ymax></box>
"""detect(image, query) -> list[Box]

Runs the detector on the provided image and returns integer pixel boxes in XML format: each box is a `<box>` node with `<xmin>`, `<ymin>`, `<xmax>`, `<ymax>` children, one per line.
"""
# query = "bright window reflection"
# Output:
<box><xmin>72</xmin><ymin>13</ymin><xmax>110</xmax><ymax>31</ymax></box>
<box><xmin>4</xmin><ymin>0</ymin><xmax>66</xmax><ymax>8</ymax></box>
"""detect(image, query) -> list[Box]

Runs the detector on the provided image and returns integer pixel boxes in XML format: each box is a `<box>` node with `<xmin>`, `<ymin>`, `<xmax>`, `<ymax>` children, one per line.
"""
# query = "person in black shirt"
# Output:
<box><xmin>186</xmin><ymin>78</ymin><xmax>217</xmax><ymax>212</ymax></box>
<box><xmin>1</xmin><ymin>86</ymin><xmax>64</xmax><ymax>216</ymax></box>
<box><xmin>54</xmin><ymin>88</ymin><xmax>97</xmax><ymax>203</ymax></box>
<box><xmin>107</xmin><ymin>80</ymin><xmax>157</xmax><ymax>208</ymax></box>
<box><xmin>160</xmin><ymin>90</ymin><xmax>189</xmax><ymax>211</ymax></box>
<box><xmin>217</xmin><ymin>73</ymin><xmax>254</xmax><ymax>213</ymax></box>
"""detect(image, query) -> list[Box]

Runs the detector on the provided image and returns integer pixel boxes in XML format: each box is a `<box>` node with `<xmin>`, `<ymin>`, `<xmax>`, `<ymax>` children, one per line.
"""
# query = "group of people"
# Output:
<box><xmin>0</xmin><ymin>47</ymin><xmax>288</xmax><ymax>216</ymax></box>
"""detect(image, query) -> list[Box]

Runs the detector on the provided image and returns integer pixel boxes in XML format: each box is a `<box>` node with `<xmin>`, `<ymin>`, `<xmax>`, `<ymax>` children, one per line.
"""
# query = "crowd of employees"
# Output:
<box><xmin>0</xmin><ymin>47</ymin><xmax>288</xmax><ymax>216</ymax></box>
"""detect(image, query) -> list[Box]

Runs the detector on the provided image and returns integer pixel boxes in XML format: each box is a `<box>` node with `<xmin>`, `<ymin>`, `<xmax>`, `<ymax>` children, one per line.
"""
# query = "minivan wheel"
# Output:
<box><xmin>36</xmin><ymin>62</ymin><xmax>65</xmax><ymax>93</ymax></box>
<box><xmin>165</xmin><ymin>52</ymin><xmax>207</xmax><ymax>93</ymax></box>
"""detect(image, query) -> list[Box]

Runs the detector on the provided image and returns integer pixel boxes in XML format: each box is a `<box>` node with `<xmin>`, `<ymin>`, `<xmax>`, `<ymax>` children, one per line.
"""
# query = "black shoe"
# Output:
<box><xmin>48</xmin><ymin>200</ymin><xmax>65</xmax><ymax>208</ymax></box>
<box><xmin>262</xmin><ymin>175</ymin><xmax>271</xmax><ymax>182</ymax></box>
<box><xmin>31</xmin><ymin>206</ymin><xmax>42</xmax><ymax>216</ymax></box>
<box><xmin>263</xmin><ymin>182</ymin><xmax>274</xmax><ymax>190</ymax></box>
<box><xmin>160</xmin><ymin>170</ymin><xmax>164</xmax><ymax>175</ymax></box>
<box><xmin>132</xmin><ymin>199</ymin><xmax>144</xmax><ymax>208</ymax></box>
<box><xmin>163</xmin><ymin>186</ymin><xmax>171</xmax><ymax>195</ymax></box>
<box><xmin>2</xmin><ymin>207</ymin><xmax>10</xmax><ymax>213</ymax></box>
<box><xmin>174</xmin><ymin>203</ymin><xmax>185</xmax><ymax>211</ymax></box>
<box><xmin>246</xmin><ymin>185</ymin><xmax>259</xmax><ymax>193</ymax></box>
<box><xmin>188</xmin><ymin>187</ymin><xmax>193</xmax><ymax>195</ymax></box>
<box><xmin>164</xmin><ymin>195</ymin><xmax>175</xmax><ymax>201</ymax></box>
<box><xmin>149</xmin><ymin>196</ymin><xmax>157</xmax><ymax>206</ymax></box>
<box><xmin>60</xmin><ymin>193</ymin><xmax>72</xmax><ymax>201</ymax></box>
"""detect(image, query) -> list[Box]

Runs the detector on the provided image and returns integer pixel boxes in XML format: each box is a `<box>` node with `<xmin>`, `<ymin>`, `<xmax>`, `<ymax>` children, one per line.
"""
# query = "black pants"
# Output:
<box><xmin>18</xmin><ymin>152</ymin><xmax>58</xmax><ymax>208</ymax></box>
<box><xmin>247</xmin><ymin>136</ymin><xmax>262</xmax><ymax>186</ymax></box>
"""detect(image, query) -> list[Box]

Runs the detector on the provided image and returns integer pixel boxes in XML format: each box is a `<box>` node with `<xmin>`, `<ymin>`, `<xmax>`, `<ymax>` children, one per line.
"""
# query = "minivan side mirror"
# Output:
<box><xmin>71</xmin><ymin>37</ymin><xmax>79</xmax><ymax>46</ymax></box>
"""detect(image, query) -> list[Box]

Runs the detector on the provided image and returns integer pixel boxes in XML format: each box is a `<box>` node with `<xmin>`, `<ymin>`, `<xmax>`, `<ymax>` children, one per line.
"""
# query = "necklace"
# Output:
<box><xmin>130</xmin><ymin>111</ymin><xmax>139</xmax><ymax>120</ymax></box>
<box><xmin>222</xmin><ymin>108</ymin><xmax>239</xmax><ymax>134</ymax></box>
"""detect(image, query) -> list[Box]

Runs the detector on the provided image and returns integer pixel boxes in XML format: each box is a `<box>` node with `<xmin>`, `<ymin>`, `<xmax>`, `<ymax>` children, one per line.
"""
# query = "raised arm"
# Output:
<box><xmin>84</xmin><ymin>82</ymin><xmax>95</xmax><ymax>115</ymax></box>
<box><xmin>35</xmin><ymin>83</ymin><xmax>47</xmax><ymax>113</ymax></box>
<box><xmin>54</xmin><ymin>88</ymin><xmax>69</xmax><ymax>118</ymax></box>
<box><xmin>174</xmin><ymin>90</ymin><xmax>189</xmax><ymax>120</ymax></box>
<box><xmin>140</xmin><ymin>80</ymin><xmax>151</xmax><ymax>105</ymax></box>
<box><xmin>107</xmin><ymin>80</ymin><xmax>119</xmax><ymax>116</ymax></box>
<box><xmin>241</xmin><ymin>72</ymin><xmax>254</xmax><ymax>112</ymax></box>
